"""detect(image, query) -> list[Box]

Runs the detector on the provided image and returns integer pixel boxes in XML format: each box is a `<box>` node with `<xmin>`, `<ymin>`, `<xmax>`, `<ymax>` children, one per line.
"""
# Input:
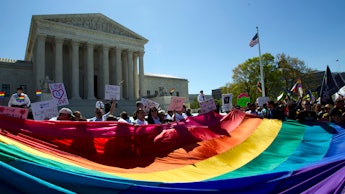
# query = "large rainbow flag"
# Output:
<box><xmin>0</xmin><ymin>110</ymin><xmax>344</xmax><ymax>193</ymax></box>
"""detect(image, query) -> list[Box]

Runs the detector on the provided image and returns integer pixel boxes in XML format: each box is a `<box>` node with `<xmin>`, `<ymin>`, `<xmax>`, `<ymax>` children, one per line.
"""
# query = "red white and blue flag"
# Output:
<box><xmin>249</xmin><ymin>33</ymin><xmax>259</xmax><ymax>47</ymax></box>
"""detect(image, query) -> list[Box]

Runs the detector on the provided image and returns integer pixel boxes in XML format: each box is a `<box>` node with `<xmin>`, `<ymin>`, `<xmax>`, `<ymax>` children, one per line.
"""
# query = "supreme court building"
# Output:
<box><xmin>0</xmin><ymin>14</ymin><xmax>189</xmax><ymax>116</ymax></box>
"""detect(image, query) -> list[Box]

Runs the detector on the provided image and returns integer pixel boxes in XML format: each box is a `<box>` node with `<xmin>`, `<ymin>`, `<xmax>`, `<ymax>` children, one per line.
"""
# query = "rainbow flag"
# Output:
<box><xmin>36</xmin><ymin>90</ymin><xmax>42</xmax><ymax>96</ymax></box>
<box><xmin>0</xmin><ymin>91</ymin><xmax>5</xmax><ymax>99</ymax></box>
<box><xmin>0</xmin><ymin>111</ymin><xmax>344</xmax><ymax>193</ymax></box>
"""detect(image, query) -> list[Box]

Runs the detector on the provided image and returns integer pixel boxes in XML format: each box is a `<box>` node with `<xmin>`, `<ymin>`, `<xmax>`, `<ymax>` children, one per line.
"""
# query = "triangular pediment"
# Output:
<box><xmin>34</xmin><ymin>13</ymin><xmax>147</xmax><ymax>41</ymax></box>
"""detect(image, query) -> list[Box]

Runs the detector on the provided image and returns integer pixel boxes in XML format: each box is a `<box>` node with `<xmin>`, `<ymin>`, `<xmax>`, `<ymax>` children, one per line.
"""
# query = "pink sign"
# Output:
<box><xmin>0</xmin><ymin>105</ymin><xmax>28</xmax><ymax>119</ymax></box>
<box><xmin>168</xmin><ymin>96</ymin><xmax>185</xmax><ymax>111</ymax></box>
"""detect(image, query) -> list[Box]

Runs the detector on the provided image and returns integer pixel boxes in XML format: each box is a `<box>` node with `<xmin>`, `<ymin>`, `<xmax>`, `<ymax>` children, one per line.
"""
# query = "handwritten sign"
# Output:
<box><xmin>105</xmin><ymin>85</ymin><xmax>120</xmax><ymax>100</ymax></box>
<box><xmin>0</xmin><ymin>105</ymin><xmax>28</xmax><ymax>119</ymax></box>
<box><xmin>168</xmin><ymin>96</ymin><xmax>185</xmax><ymax>111</ymax></box>
<box><xmin>199</xmin><ymin>98</ymin><xmax>217</xmax><ymax>114</ymax></box>
<box><xmin>256</xmin><ymin>97</ymin><xmax>269</xmax><ymax>107</ymax></box>
<box><xmin>31</xmin><ymin>100</ymin><xmax>58</xmax><ymax>120</ymax></box>
<box><xmin>222</xmin><ymin>94</ymin><xmax>233</xmax><ymax>112</ymax></box>
<box><xmin>141</xmin><ymin>98</ymin><xmax>159</xmax><ymax>114</ymax></box>
<box><xmin>49</xmin><ymin>83</ymin><xmax>69</xmax><ymax>106</ymax></box>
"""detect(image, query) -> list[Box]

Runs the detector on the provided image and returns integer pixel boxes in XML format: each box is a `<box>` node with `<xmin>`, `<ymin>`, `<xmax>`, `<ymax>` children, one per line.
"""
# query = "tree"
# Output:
<box><xmin>231</xmin><ymin>53</ymin><xmax>283</xmax><ymax>102</ymax></box>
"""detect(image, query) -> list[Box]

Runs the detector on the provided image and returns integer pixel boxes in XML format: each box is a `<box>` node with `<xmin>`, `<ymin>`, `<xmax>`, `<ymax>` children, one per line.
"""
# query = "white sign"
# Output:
<box><xmin>0</xmin><ymin>105</ymin><xmax>28</xmax><ymax>119</ymax></box>
<box><xmin>199</xmin><ymin>98</ymin><xmax>217</xmax><ymax>114</ymax></box>
<box><xmin>222</xmin><ymin>94</ymin><xmax>233</xmax><ymax>112</ymax></box>
<box><xmin>256</xmin><ymin>96</ymin><xmax>269</xmax><ymax>107</ymax></box>
<box><xmin>141</xmin><ymin>98</ymin><xmax>159</xmax><ymax>114</ymax></box>
<box><xmin>49</xmin><ymin>83</ymin><xmax>69</xmax><ymax>106</ymax></box>
<box><xmin>105</xmin><ymin>85</ymin><xmax>121</xmax><ymax>100</ymax></box>
<box><xmin>168</xmin><ymin>96</ymin><xmax>185</xmax><ymax>111</ymax></box>
<box><xmin>31</xmin><ymin>100</ymin><xmax>58</xmax><ymax>120</ymax></box>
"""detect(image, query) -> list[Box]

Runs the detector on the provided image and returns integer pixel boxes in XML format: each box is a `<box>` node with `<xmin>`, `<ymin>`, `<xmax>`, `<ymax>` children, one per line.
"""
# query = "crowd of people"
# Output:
<box><xmin>6</xmin><ymin>86</ymin><xmax>345</xmax><ymax>127</ymax></box>
<box><xmin>241</xmin><ymin>97</ymin><xmax>345</xmax><ymax>126</ymax></box>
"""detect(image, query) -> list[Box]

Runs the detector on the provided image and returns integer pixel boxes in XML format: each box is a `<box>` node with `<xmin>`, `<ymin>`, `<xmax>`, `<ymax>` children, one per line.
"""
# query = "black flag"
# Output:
<box><xmin>319</xmin><ymin>66</ymin><xmax>339</xmax><ymax>105</ymax></box>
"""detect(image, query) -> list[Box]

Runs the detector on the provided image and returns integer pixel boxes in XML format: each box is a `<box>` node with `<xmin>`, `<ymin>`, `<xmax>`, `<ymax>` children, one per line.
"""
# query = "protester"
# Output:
<box><xmin>329</xmin><ymin>97</ymin><xmax>345</xmax><ymax>125</ymax></box>
<box><xmin>73</xmin><ymin>111</ymin><xmax>87</xmax><ymax>121</ymax></box>
<box><xmin>295</xmin><ymin>100</ymin><xmax>317</xmax><ymax>123</ymax></box>
<box><xmin>197</xmin><ymin>90</ymin><xmax>206</xmax><ymax>103</ymax></box>
<box><xmin>88</xmin><ymin>99</ymin><xmax>116</xmax><ymax>121</ymax></box>
<box><xmin>146</xmin><ymin>106</ymin><xmax>161</xmax><ymax>124</ymax></box>
<box><xmin>134</xmin><ymin>108</ymin><xmax>148</xmax><ymax>125</ymax></box>
<box><xmin>8</xmin><ymin>86</ymin><xmax>31</xmax><ymax>108</ymax></box>
<box><xmin>49</xmin><ymin>107</ymin><xmax>74</xmax><ymax>121</ymax></box>
<box><xmin>117</xmin><ymin>111</ymin><xmax>132</xmax><ymax>123</ymax></box>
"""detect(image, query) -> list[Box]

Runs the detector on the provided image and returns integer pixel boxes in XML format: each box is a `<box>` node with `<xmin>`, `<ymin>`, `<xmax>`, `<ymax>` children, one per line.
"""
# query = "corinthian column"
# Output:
<box><xmin>86</xmin><ymin>43</ymin><xmax>95</xmax><ymax>99</ymax></box>
<box><xmin>35</xmin><ymin>34</ymin><xmax>46</xmax><ymax>90</ymax></box>
<box><xmin>127</xmin><ymin>50</ymin><xmax>134</xmax><ymax>100</ymax></box>
<box><xmin>71</xmin><ymin>41</ymin><xmax>81</xmax><ymax>99</ymax></box>
<box><xmin>55</xmin><ymin>38</ymin><xmax>63</xmax><ymax>83</ymax></box>
<box><xmin>115</xmin><ymin>47</ymin><xmax>123</xmax><ymax>98</ymax></box>
<box><xmin>139</xmin><ymin>52</ymin><xmax>144</xmax><ymax>98</ymax></box>
<box><xmin>101</xmin><ymin>45</ymin><xmax>109</xmax><ymax>98</ymax></box>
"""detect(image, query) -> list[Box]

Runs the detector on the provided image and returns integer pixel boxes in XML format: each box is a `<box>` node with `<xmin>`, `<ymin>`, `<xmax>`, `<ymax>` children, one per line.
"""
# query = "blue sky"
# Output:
<box><xmin>1</xmin><ymin>0</ymin><xmax>345</xmax><ymax>95</ymax></box>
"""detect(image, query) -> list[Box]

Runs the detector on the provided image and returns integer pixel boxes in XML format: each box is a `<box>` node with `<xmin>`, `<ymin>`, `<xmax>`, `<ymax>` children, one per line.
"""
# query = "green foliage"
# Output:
<box><xmin>190</xmin><ymin>98</ymin><xmax>199</xmax><ymax>109</ymax></box>
<box><xmin>221</xmin><ymin>53</ymin><xmax>316</xmax><ymax>103</ymax></box>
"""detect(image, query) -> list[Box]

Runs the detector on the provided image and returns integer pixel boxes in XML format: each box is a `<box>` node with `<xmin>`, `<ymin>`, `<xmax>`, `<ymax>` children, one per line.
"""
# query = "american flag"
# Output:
<box><xmin>249</xmin><ymin>33</ymin><xmax>259</xmax><ymax>47</ymax></box>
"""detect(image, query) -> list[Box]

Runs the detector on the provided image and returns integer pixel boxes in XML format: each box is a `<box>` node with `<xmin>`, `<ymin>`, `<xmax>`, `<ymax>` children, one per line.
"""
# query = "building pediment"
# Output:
<box><xmin>33</xmin><ymin>13</ymin><xmax>147</xmax><ymax>41</ymax></box>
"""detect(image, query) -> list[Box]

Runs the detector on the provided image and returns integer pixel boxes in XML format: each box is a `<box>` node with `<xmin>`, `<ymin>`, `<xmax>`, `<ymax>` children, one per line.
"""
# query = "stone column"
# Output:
<box><xmin>139</xmin><ymin>52</ymin><xmax>144</xmax><ymax>98</ymax></box>
<box><xmin>127</xmin><ymin>50</ymin><xmax>134</xmax><ymax>100</ymax></box>
<box><xmin>115</xmin><ymin>48</ymin><xmax>123</xmax><ymax>98</ymax></box>
<box><xmin>109</xmin><ymin>49</ymin><xmax>116</xmax><ymax>85</ymax></box>
<box><xmin>86</xmin><ymin>43</ymin><xmax>95</xmax><ymax>99</ymax></box>
<box><xmin>71</xmin><ymin>41</ymin><xmax>81</xmax><ymax>99</ymax></box>
<box><xmin>133</xmin><ymin>53</ymin><xmax>139</xmax><ymax>99</ymax></box>
<box><xmin>54</xmin><ymin>38</ymin><xmax>63</xmax><ymax>83</ymax></box>
<box><xmin>101</xmin><ymin>45</ymin><xmax>109</xmax><ymax>98</ymax></box>
<box><xmin>35</xmin><ymin>35</ymin><xmax>46</xmax><ymax>90</ymax></box>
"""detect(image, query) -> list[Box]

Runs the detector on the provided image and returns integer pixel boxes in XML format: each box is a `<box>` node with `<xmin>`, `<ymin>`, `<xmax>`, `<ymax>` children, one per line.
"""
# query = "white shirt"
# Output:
<box><xmin>197</xmin><ymin>93</ymin><xmax>205</xmax><ymax>103</ymax></box>
<box><xmin>135</xmin><ymin>119</ymin><xmax>148</xmax><ymax>125</ymax></box>
<box><xmin>8</xmin><ymin>93</ymin><xmax>31</xmax><ymax>107</ymax></box>
<box><xmin>174</xmin><ymin>112</ymin><xmax>187</xmax><ymax>122</ymax></box>
<box><xmin>88</xmin><ymin>112</ymin><xmax>110</xmax><ymax>121</ymax></box>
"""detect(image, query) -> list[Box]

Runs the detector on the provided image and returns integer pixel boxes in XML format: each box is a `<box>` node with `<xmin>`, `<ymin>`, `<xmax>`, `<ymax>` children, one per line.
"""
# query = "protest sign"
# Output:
<box><xmin>199</xmin><ymin>98</ymin><xmax>217</xmax><ymax>114</ymax></box>
<box><xmin>141</xmin><ymin>98</ymin><xmax>160</xmax><ymax>114</ymax></box>
<box><xmin>167</xmin><ymin>96</ymin><xmax>185</xmax><ymax>111</ymax></box>
<box><xmin>31</xmin><ymin>99</ymin><xmax>58</xmax><ymax>120</ymax></box>
<box><xmin>0</xmin><ymin>105</ymin><xmax>28</xmax><ymax>119</ymax></box>
<box><xmin>222</xmin><ymin>94</ymin><xmax>233</xmax><ymax>112</ymax></box>
<box><xmin>105</xmin><ymin>85</ymin><xmax>121</xmax><ymax>100</ymax></box>
<box><xmin>49</xmin><ymin>83</ymin><xmax>69</xmax><ymax>106</ymax></box>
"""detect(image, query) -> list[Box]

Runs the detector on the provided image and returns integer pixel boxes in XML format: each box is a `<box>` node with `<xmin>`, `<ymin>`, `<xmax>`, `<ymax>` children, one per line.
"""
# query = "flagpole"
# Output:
<box><xmin>257</xmin><ymin>26</ymin><xmax>265</xmax><ymax>97</ymax></box>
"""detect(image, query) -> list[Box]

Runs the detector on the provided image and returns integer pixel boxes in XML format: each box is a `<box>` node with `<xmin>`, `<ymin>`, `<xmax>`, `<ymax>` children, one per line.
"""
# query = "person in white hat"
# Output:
<box><xmin>49</xmin><ymin>107</ymin><xmax>74</xmax><ymax>121</ymax></box>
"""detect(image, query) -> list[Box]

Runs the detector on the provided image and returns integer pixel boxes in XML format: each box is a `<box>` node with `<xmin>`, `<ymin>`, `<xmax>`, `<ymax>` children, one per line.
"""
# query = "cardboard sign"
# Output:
<box><xmin>199</xmin><ymin>98</ymin><xmax>217</xmax><ymax>114</ymax></box>
<box><xmin>0</xmin><ymin>105</ymin><xmax>28</xmax><ymax>119</ymax></box>
<box><xmin>31</xmin><ymin>100</ymin><xmax>58</xmax><ymax>120</ymax></box>
<box><xmin>222</xmin><ymin>94</ymin><xmax>233</xmax><ymax>112</ymax></box>
<box><xmin>256</xmin><ymin>97</ymin><xmax>269</xmax><ymax>107</ymax></box>
<box><xmin>141</xmin><ymin>98</ymin><xmax>159</xmax><ymax>114</ymax></box>
<box><xmin>105</xmin><ymin>85</ymin><xmax>120</xmax><ymax>100</ymax></box>
<box><xmin>49</xmin><ymin>83</ymin><xmax>69</xmax><ymax>106</ymax></box>
<box><xmin>168</xmin><ymin>96</ymin><xmax>185</xmax><ymax>111</ymax></box>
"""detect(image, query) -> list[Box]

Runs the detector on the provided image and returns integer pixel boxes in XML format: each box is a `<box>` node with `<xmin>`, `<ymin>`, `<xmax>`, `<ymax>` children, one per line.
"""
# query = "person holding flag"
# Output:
<box><xmin>8</xmin><ymin>86</ymin><xmax>31</xmax><ymax>108</ymax></box>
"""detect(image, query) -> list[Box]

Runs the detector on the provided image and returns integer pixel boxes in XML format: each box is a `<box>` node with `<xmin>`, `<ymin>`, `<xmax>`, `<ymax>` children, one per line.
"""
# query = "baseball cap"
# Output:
<box><xmin>59</xmin><ymin>108</ymin><xmax>74</xmax><ymax>116</ymax></box>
